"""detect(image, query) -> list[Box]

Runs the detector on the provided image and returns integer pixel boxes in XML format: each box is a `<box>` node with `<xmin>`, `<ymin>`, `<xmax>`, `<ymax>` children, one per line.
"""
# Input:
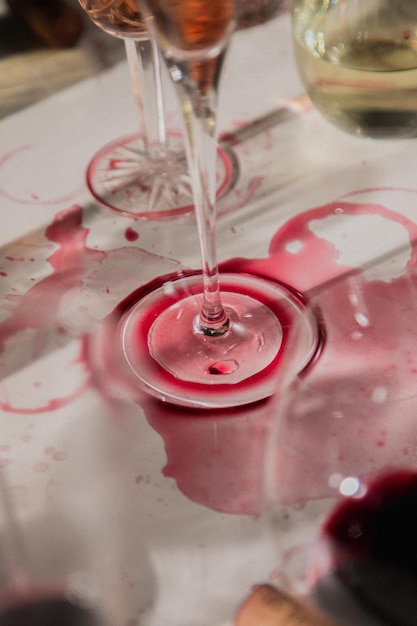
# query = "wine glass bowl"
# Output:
<box><xmin>292</xmin><ymin>0</ymin><xmax>417</xmax><ymax>138</ymax></box>
<box><xmin>79</xmin><ymin>0</ymin><xmax>145</xmax><ymax>37</ymax></box>
<box><xmin>144</xmin><ymin>0</ymin><xmax>235</xmax><ymax>53</ymax></box>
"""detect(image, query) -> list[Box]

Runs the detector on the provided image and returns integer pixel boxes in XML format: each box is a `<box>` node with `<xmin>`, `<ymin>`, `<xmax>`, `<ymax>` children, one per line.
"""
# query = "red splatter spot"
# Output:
<box><xmin>125</xmin><ymin>227</ymin><xmax>139</xmax><ymax>242</ymax></box>
<box><xmin>52</xmin><ymin>451</ymin><xmax>68</xmax><ymax>461</ymax></box>
<box><xmin>33</xmin><ymin>462</ymin><xmax>49</xmax><ymax>473</ymax></box>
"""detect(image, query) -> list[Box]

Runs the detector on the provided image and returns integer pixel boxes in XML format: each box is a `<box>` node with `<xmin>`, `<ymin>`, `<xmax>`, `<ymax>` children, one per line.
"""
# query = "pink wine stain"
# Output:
<box><xmin>143</xmin><ymin>396</ymin><xmax>274</xmax><ymax>516</ymax></box>
<box><xmin>0</xmin><ymin>206</ymin><xmax>100</xmax><ymax>412</ymax></box>
<box><xmin>3</xmin><ymin>191</ymin><xmax>417</xmax><ymax>517</ymax></box>
<box><xmin>0</xmin><ymin>205</ymin><xmax>103</xmax><ymax>349</ymax></box>
<box><xmin>0</xmin><ymin>205</ymin><xmax>180</xmax><ymax>413</ymax></box>
<box><xmin>0</xmin><ymin>146</ymin><xmax>83</xmax><ymax>205</ymax></box>
<box><xmin>136</xmin><ymin>197</ymin><xmax>417</xmax><ymax>515</ymax></box>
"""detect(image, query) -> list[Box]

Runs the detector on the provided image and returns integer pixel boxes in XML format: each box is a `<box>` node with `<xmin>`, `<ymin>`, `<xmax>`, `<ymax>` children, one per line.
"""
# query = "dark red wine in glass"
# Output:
<box><xmin>314</xmin><ymin>470</ymin><xmax>417</xmax><ymax>625</ymax></box>
<box><xmin>0</xmin><ymin>597</ymin><xmax>99</xmax><ymax>626</ymax></box>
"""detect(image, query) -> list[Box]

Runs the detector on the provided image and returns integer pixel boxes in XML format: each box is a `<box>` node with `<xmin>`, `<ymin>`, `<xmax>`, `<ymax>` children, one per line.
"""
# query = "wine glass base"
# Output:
<box><xmin>117</xmin><ymin>273</ymin><xmax>323</xmax><ymax>409</ymax></box>
<box><xmin>86</xmin><ymin>132</ymin><xmax>237</xmax><ymax>218</ymax></box>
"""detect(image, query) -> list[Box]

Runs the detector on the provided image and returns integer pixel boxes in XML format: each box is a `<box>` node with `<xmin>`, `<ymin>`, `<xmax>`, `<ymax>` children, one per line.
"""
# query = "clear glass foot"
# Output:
<box><xmin>118</xmin><ymin>273</ymin><xmax>322</xmax><ymax>408</ymax></box>
<box><xmin>86</xmin><ymin>132</ymin><xmax>237</xmax><ymax>218</ymax></box>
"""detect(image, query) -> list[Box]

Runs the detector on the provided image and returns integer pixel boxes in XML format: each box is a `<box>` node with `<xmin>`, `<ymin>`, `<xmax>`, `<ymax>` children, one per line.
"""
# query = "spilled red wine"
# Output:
<box><xmin>0</xmin><ymin>597</ymin><xmax>99</xmax><ymax>626</ymax></box>
<box><xmin>314</xmin><ymin>470</ymin><xmax>417</xmax><ymax>626</ymax></box>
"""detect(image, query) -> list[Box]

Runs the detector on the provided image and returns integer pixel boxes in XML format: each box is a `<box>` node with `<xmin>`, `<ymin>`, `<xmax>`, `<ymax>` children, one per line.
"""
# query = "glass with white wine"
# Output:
<box><xmin>292</xmin><ymin>0</ymin><xmax>417</xmax><ymax>138</ymax></box>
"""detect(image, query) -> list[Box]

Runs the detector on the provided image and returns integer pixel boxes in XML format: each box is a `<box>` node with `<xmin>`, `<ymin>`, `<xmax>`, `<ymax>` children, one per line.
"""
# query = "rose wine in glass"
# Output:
<box><xmin>117</xmin><ymin>0</ymin><xmax>320</xmax><ymax>408</ymax></box>
<box><xmin>78</xmin><ymin>0</ymin><xmax>235</xmax><ymax>217</ymax></box>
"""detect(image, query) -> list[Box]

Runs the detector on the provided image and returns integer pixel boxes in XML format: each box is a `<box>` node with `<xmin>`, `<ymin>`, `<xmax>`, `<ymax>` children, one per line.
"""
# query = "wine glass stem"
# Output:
<box><xmin>173</xmin><ymin>63</ymin><xmax>229</xmax><ymax>335</ymax></box>
<box><xmin>124</xmin><ymin>36</ymin><xmax>167</xmax><ymax>160</ymax></box>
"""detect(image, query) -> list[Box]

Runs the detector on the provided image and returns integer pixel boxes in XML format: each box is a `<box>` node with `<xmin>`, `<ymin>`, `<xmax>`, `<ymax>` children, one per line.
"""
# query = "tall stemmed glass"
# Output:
<box><xmin>117</xmin><ymin>0</ymin><xmax>321</xmax><ymax>408</ymax></box>
<box><xmin>78</xmin><ymin>0</ymin><xmax>235</xmax><ymax>217</ymax></box>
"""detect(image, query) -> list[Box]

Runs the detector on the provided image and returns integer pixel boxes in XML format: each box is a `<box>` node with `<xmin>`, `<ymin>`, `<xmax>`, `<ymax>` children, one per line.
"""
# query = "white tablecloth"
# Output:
<box><xmin>1</xmin><ymin>10</ymin><xmax>417</xmax><ymax>626</ymax></box>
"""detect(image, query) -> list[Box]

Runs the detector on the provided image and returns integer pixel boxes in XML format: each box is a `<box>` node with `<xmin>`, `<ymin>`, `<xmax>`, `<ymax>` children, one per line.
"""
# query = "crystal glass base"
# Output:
<box><xmin>117</xmin><ymin>273</ymin><xmax>322</xmax><ymax>408</ymax></box>
<box><xmin>86</xmin><ymin>132</ymin><xmax>237</xmax><ymax>218</ymax></box>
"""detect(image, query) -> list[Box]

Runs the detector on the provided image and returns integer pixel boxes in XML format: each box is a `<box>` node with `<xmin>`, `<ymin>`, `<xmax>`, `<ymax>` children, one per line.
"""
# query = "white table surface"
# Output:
<box><xmin>1</xmin><ymin>7</ymin><xmax>417</xmax><ymax>626</ymax></box>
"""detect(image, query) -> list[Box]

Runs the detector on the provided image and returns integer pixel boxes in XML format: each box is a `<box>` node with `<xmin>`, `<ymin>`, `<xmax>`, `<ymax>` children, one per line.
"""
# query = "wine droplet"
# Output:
<box><xmin>208</xmin><ymin>359</ymin><xmax>239</xmax><ymax>375</ymax></box>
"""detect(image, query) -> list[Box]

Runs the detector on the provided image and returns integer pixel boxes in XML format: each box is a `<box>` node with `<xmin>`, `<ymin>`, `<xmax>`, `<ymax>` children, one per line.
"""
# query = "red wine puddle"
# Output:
<box><xmin>107</xmin><ymin>270</ymin><xmax>322</xmax><ymax>409</ymax></box>
<box><xmin>2</xmin><ymin>192</ymin><xmax>417</xmax><ymax>516</ymax></box>
<box><xmin>85</xmin><ymin>192</ymin><xmax>417</xmax><ymax>514</ymax></box>
<box><xmin>0</xmin><ymin>205</ymin><xmax>179</xmax><ymax>412</ymax></box>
